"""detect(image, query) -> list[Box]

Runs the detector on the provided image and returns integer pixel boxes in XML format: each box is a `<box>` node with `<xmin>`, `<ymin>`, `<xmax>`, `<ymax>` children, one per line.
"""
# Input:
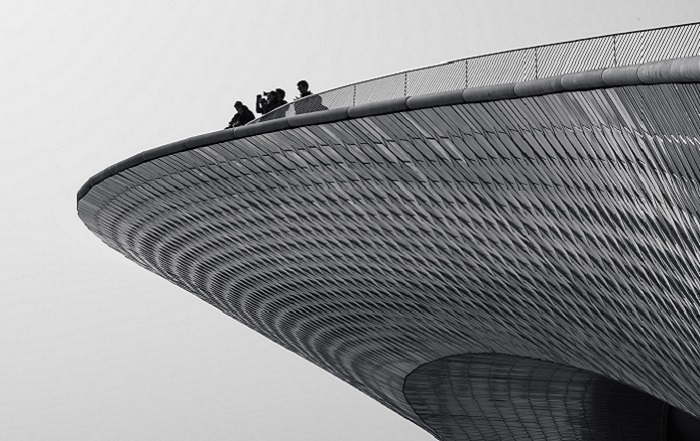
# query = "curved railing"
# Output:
<box><xmin>252</xmin><ymin>22</ymin><xmax>700</xmax><ymax>123</ymax></box>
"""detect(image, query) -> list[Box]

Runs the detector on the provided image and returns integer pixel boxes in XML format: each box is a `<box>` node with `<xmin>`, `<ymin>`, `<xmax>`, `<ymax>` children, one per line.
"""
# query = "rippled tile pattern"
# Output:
<box><xmin>79</xmin><ymin>83</ymin><xmax>700</xmax><ymax>437</ymax></box>
<box><xmin>404</xmin><ymin>354</ymin><xmax>665</xmax><ymax>441</ymax></box>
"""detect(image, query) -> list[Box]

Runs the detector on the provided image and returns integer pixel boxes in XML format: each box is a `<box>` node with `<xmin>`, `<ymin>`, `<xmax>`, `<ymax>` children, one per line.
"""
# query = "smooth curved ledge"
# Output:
<box><xmin>77</xmin><ymin>56</ymin><xmax>700</xmax><ymax>202</ymax></box>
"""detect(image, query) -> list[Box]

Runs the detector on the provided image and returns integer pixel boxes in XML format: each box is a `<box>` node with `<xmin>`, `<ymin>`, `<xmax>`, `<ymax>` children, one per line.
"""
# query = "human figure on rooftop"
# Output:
<box><xmin>276</xmin><ymin>88</ymin><xmax>288</xmax><ymax>106</ymax></box>
<box><xmin>296</xmin><ymin>80</ymin><xmax>312</xmax><ymax>99</ymax></box>
<box><xmin>225</xmin><ymin>101</ymin><xmax>255</xmax><ymax>129</ymax></box>
<box><xmin>256</xmin><ymin>90</ymin><xmax>275</xmax><ymax>114</ymax></box>
<box><xmin>256</xmin><ymin>89</ymin><xmax>284</xmax><ymax>115</ymax></box>
<box><xmin>294</xmin><ymin>80</ymin><xmax>327</xmax><ymax>114</ymax></box>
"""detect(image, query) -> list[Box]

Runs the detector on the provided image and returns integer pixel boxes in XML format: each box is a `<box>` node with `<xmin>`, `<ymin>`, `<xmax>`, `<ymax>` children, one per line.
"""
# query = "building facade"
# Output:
<box><xmin>78</xmin><ymin>24</ymin><xmax>700</xmax><ymax>440</ymax></box>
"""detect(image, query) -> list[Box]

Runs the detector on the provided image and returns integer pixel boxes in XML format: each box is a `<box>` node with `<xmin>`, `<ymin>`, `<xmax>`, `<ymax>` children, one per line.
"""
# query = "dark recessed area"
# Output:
<box><xmin>668</xmin><ymin>406</ymin><xmax>700</xmax><ymax>441</ymax></box>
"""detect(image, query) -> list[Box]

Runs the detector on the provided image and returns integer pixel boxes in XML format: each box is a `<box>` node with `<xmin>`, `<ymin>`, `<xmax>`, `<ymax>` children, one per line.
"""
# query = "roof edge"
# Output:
<box><xmin>77</xmin><ymin>56</ymin><xmax>700</xmax><ymax>202</ymax></box>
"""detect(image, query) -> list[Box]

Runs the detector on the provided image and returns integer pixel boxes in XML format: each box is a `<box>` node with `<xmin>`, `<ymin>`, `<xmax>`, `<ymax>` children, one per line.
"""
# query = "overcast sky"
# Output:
<box><xmin>2</xmin><ymin>1</ymin><xmax>700</xmax><ymax>440</ymax></box>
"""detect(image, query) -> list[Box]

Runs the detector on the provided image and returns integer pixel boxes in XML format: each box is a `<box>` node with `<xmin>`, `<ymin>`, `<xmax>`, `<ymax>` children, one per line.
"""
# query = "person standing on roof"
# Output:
<box><xmin>256</xmin><ymin>90</ymin><xmax>282</xmax><ymax>115</ymax></box>
<box><xmin>294</xmin><ymin>80</ymin><xmax>326</xmax><ymax>114</ymax></box>
<box><xmin>296</xmin><ymin>80</ymin><xmax>312</xmax><ymax>99</ymax></box>
<box><xmin>276</xmin><ymin>88</ymin><xmax>288</xmax><ymax>106</ymax></box>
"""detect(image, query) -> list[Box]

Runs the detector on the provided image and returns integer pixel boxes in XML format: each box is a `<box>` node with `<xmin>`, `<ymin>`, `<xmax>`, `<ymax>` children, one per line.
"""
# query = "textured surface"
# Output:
<box><xmin>77</xmin><ymin>56</ymin><xmax>700</xmax><ymax>200</ymax></box>
<box><xmin>79</xmin><ymin>82</ymin><xmax>700</xmax><ymax>438</ymax></box>
<box><xmin>254</xmin><ymin>22</ymin><xmax>700</xmax><ymax>122</ymax></box>
<box><xmin>404</xmin><ymin>354</ymin><xmax>666</xmax><ymax>441</ymax></box>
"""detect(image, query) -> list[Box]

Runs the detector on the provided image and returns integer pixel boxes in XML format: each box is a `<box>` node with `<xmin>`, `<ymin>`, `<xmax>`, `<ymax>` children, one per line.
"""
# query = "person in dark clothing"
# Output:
<box><xmin>234</xmin><ymin>102</ymin><xmax>255</xmax><ymax>126</ymax></box>
<box><xmin>256</xmin><ymin>90</ymin><xmax>282</xmax><ymax>115</ymax></box>
<box><xmin>275</xmin><ymin>88</ymin><xmax>288</xmax><ymax>106</ymax></box>
<box><xmin>296</xmin><ymin>80</ymin><xmax>312</xmax><ymax>99</ymax></box>
<box><xmin>294</xmin><ymin>79</ymin><xmax>327</xmax><ymax>114</ymax></box>
<box><xmin>225</xmin><ymin>101</ymin><xmax>255</xmax><ymax>128</ymax></box>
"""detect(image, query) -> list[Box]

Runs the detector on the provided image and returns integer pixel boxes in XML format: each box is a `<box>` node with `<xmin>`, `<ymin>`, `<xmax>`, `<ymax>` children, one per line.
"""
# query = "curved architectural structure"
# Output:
<box><xmin>79</xmin><ymin>25</ymin><xmax>700</xmax><ymax>440</ymax></box>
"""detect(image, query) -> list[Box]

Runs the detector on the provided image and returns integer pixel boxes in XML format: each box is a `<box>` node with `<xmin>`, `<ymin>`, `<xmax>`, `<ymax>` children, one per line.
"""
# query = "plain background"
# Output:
<box><xmin>2</xmin><ymin>1</ymin><xmax>700</xmax><ymax>440</ymax></box>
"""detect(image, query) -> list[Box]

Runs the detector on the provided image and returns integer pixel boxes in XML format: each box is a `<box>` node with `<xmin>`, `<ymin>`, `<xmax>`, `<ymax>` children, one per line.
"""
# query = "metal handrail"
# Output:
<box><xmin>250</xmin><ymin>22</ymin><xmax>700</xmax><ymax>124</ymax></box>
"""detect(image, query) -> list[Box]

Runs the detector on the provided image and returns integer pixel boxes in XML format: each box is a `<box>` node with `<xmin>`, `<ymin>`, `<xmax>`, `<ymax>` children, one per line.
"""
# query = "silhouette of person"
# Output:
<box><xmin>256</xmin><ymin>90</ymin><xmax>280</xmax><ymax>115</ymax></box>
<box><xmin>276</xmin><ymin>88</ymin><xmax>288</xmax><ymax>106</ymax></box>
<box><xmin>225</xmin><ymin>101</ymin><xmax>254</xmax><ymax>128</ymax></box>
<box><xmin>296</xmin><ymin>80</ymin><xmax>312</xmax><ymax>99</ymax></box>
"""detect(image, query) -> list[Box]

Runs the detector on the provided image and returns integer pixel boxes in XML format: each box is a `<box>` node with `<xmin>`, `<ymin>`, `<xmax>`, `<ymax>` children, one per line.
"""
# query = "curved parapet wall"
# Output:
<box><xmin>77</xmin><ymin>56</ymin><xmax>700</xmax><ymax>200</ymax></box>
<box><xmin>252</xmin><ymin>22</ymin><xmax>700</xmax><ymax>123</ymax></box>
<box><xmin>79</xmin><ymin>52</ymin><xmax>700</xmax><ymax>439</ymax></box>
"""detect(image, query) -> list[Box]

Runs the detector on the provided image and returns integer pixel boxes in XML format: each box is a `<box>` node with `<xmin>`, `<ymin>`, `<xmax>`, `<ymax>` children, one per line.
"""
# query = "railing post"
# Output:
<box><xmin>534</xmin><ymin>47</ymin><xmax>539</xmax><ymax>79</ymax></box>
<box><xmin>404</xmin><ymin>72</ymin><xmax>408</xmax><ymax>97</ymax></box>
<box><xmin>353</xmin><ymin>84</ymin><xmax>356</xmax><ymax>106</ymax></box>
<box><xmin>613</xmin><ymin>35</ymin><xmax>618</xmax><ymax>67</ymax></box>
<box><xmin>465</xmin><ymin>59</ymin><xmax>469</xmax><ymax>88</ymax></box>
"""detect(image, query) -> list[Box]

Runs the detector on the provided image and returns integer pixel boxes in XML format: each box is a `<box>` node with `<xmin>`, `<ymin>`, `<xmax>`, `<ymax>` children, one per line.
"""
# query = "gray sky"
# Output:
<box><xmin>2</xmin><ymin>1</ymin><xmax>699</xmax><ymax>440</ymax></box>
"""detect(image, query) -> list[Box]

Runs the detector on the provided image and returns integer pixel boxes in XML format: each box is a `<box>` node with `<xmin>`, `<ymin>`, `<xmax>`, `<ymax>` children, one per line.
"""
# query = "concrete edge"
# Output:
<box><xmin>639</xmin><ymin>57</ymin><xmax>700</xmax><ymax>84</ymax></box>
<box><xmin>561</xmin><ymin>69</ymin><xmax>606</xmax><ymax>91</ymax></box>
<box><xmin>347</xmin><ymin>97</ymin><xmax>409</xmax><ymax>118</ymax></box>
<box><xmin>463</xmin><ymin>84</ymin><xmax>518</xmax><ymax>102</ymax></box>
<box><xmin>513</xmin><ymin>76</ymin><xmax>565</xmax><ymax>98</ymax></box>
<box><xmin>602</xmin><ymin>65</ymin><xmax>642</xmax><ymax>87</ymax></box>
<box><xmin>288</xmin><ymin>107</ymin><xmax>350</xmax><ymax>128</ymax></box>
<box><xmin>406</xmin><ymin>90</ymin><xmax>465</xmax><ymax>110</ymax></box>
<box><xmin>77</xmin><ymin>55</ymin><xmax>700</xmax><ymax>202</ymax></box>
